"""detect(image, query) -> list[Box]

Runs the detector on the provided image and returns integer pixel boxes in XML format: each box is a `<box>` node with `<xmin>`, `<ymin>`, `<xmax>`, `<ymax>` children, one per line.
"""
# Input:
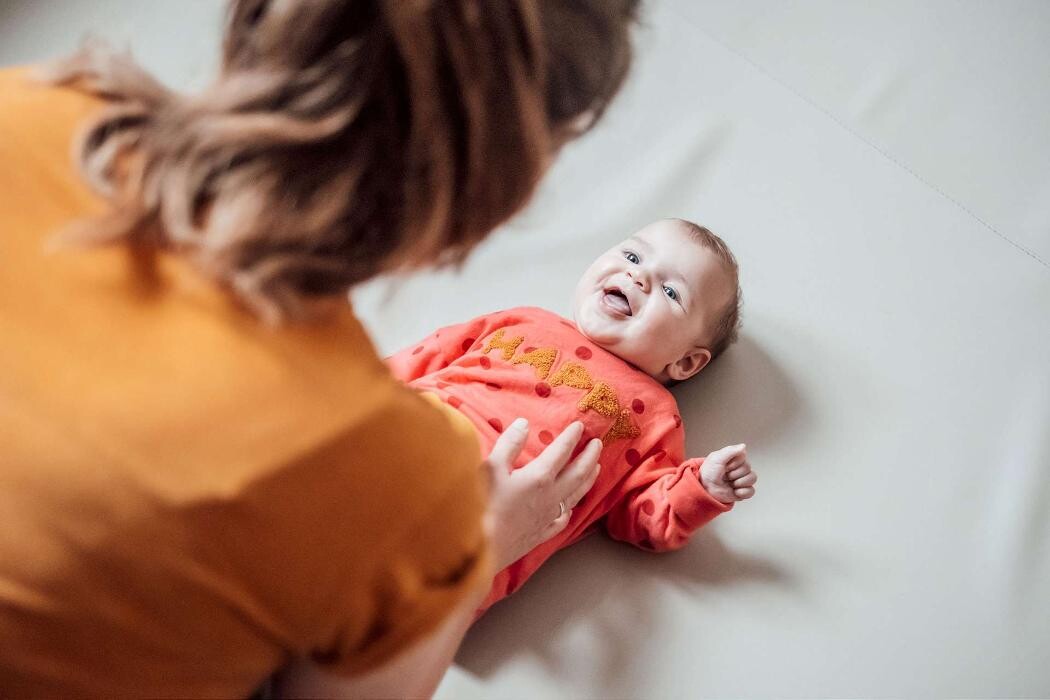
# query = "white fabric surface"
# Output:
<box><xmin>3</xmin><ymin>1</ymin><xmax>1048</xmax><ymax>696</ymax></box>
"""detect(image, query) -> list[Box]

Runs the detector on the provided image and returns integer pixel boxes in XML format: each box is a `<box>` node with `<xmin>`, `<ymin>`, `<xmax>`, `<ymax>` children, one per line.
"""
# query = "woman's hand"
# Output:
<box><xmin>484</xmin><ymin>419</ymin><xmax>602</xmax><ymax>570</ymax></box>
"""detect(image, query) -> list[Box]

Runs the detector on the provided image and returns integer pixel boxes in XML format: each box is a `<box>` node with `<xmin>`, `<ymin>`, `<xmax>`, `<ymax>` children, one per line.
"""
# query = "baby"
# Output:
<box><xmin>387</xmin><ymin>218</ymin><xmax>756</xmax><ymax>613</ymax></box>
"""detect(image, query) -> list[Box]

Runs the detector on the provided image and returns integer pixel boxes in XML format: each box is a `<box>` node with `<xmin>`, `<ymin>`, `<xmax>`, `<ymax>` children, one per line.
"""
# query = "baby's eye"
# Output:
<box><xmin>623</xmin><ymin>251</ymin><xmax>640</xmax><ymax>264</ymax></box>
<box><xmin>663</xmin><ymin>285</ymin><xmax>679</xmax><ymax>301</ymax></box>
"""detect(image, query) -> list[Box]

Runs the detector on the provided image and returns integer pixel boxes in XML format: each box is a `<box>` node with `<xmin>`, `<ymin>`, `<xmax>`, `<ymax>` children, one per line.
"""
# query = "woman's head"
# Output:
<box><xmin>48</xmin><ymin>0</ymin><xmax>639</xmax><ymax>321</ymax></box>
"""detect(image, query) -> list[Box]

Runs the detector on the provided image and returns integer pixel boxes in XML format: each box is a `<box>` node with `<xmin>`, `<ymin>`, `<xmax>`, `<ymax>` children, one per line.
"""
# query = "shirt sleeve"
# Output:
<box><xmin>604</xmin><ymin>454</ymin><xmax>733</xmax><ymax>552</ymax></box>
<box><xmin>385</xmin><ymin>313</ymin><xmax>496</xmax><ymax>383</ymax></box>
<box><xmin>185</xmin><ymin>379</ymin><xmax>492</xmax><ymax>680</ymax></box>
<box><xmin>322</xmin><ymin>466</ymin><xmax>492</xmax><ymax>676</ymax></box>
<box><xmin>309</xmin><ymin>386</ymin><xmax>492</xmax><ymax>676</ymax></box>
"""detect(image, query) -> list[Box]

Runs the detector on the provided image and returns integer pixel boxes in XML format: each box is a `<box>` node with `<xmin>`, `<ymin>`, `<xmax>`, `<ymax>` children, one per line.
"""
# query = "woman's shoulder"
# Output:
<box><xmin>0</xmin><ymin>64</ymin><xmax>481</xmax><ymax>494</ymax></box>
<box><xmin>0</xmin><ymin>64</ymin><xmax>92</xmax><ymax>105</ymax></box>
<box><xmin>0</xmin><ymin>66</ymin><xmax>110</xmax><ymax>251</ymax></box>
<box><xmin>0</xmin><ymin>62</ymin><xmax>486</xmax><ymax>571</ymax></box>
<box><xmin>0</xmin><ymin>65</ymin><xmax>103</xmax><ymax>152</ymax></box>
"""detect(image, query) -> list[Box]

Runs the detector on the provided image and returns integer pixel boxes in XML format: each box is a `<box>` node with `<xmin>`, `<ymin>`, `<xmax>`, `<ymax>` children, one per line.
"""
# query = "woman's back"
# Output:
<box><xmin>0</xmin><ymin>67</ymin><xmax>489</xmax><ymax>696</ymax></box>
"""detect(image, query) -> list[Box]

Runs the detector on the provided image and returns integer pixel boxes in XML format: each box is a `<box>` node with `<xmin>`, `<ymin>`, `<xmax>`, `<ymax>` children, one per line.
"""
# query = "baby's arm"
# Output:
<box><xmin>385</xmin><ymin>314</ymin><xmax>495</xmax><ymax>382</ymax></box>
<box><xmin>604</xmin><ymin>445</ymin><xmax>755</xmax><ymax>552</ymax></box>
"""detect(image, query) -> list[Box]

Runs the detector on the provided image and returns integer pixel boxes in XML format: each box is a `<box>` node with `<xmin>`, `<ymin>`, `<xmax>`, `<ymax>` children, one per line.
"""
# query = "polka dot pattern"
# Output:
<box><xmin>485</xmin><ymin>382</ymin><xmax>502</xmax><ymax>391</ymax></box>
<box><xmin>534</xmin><ymin>382</ymin><xmax>551</xmax><ymax>398</ymax></box>
<box><xmin>412</xmin><ymin>346</ymin><xmax>423</xmax><ymax>355</ymax></box>
<box><xmin>488</xmin><ymin>418</ymin><xmax>503</xmax><ymax>432</ymax></box>
<box><xmin>641</xmin><ymin>500</ymin><xmax>655</xmax><ymax>516</ymax></box>
<box><xmin>631</xmin><ymin>398</ymin><xmax>645</xmax><ymax>414</ymax></box>
<box><xmin>461</xmin><ymin>337</ymin><xmax>475</xmax><ymax>352</ymax></box>
<box><xmin>575</xmin><ymin>346</ymin><xmax>592</xmax><ymax>360</ymax></box>
<box><xmin>625</xmin><ymin>449</ymin><xmax>641</xmax><ymax>467</ymax></box>
<box><xmin>479</xmin><ymin>356</ymin><xmax>491</xmax><ymax>369</ymax></box>
<box><xmin>539</xmin><ymin>430</ymin><xmax>554</xmax><ymax>445</ymax></box>
<box><xmin>447</xmin><ymin>396</ymin><xmax>462</xmax><ymax>409</ymax></box>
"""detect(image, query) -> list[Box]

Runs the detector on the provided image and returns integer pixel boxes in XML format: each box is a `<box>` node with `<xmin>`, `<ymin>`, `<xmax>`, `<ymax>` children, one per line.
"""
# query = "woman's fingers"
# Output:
<box><xmin>486</xmin><ymin>417</ymin><xmax>530</xmax><ymax>475</ymax></box>
<box><xmin>539</xmin><ymin>499</ymin><xmax>575</xmax><ymax>541</ymax></box>
<box><xmin>483</xmin><ymin>420</ymin><xmax>604</xmax><ymax>567</ymax></box>
<box><xmin>734</xmin><ymin>486</ymin><xmax>756</xmax><ymax>500</ymax></box>
<box><xmin>524</xmin><ymin>421</ymin><xmax>584</xmax><ymax>479</ymax></box>
<box><xmin>557</xmin><ymin>438</ymin><xmax>602</xmax><ymax>509</ymax></box>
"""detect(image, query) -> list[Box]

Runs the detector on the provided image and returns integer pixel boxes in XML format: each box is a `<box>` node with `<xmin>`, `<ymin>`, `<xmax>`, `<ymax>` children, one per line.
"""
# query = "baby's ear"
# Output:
<box><xmin>666</xmin><ymin>347</ymin><xmax>712</xmax><ymax>382</ymax></box>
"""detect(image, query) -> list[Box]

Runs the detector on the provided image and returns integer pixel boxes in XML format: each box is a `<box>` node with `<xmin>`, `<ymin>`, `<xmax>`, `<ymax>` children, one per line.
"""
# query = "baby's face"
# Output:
<box><xmin>572</xmin><ymin>220</ymin><xmax>733</xmax><ymax>383</ymax></box>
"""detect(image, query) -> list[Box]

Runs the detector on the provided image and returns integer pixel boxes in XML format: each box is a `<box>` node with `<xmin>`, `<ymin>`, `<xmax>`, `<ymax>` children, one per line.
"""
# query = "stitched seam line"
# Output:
<box><xmin>673</xmin><ymin>10</ymin><xmax>1050</xmax><ymax>272</ymax></box>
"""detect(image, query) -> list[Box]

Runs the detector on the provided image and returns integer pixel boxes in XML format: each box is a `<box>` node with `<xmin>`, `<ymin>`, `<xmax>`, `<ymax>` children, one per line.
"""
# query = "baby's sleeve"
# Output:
<box><xmin>385</xmin><ymin>313</ymin><xmax>495</xmax><ymax>383</ymax></box>
<box><xmin>604</xmin><ymin>454</ymin><xmax>732</xmax><ymax>552</ymax></box>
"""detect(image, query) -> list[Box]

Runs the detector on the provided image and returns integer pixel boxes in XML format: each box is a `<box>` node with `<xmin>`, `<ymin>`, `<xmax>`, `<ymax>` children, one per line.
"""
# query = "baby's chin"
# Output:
<box><xmin>573</xmin><ymin>314</ymin><xmax>662</xmax><ymax>379</ymax></box>
<box><xmin>576</xmin><ymin>324</ymin><xmax>616</xmax><ymax>354</ymax></box>
<box><xmin>572</xmin><ymin>306</ymin><xmax>617</xmax><ymax>348</ymax></box>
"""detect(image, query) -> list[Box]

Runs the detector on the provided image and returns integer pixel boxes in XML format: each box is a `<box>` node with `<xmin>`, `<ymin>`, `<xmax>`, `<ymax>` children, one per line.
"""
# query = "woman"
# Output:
<box><xmin>0</xmin><ymin>0</ymin><xmax>638</xmax><ymax>696</ymax></box>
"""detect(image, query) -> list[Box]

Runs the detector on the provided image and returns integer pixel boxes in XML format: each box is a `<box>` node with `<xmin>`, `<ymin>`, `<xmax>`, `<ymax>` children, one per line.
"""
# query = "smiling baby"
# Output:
<box><xmin>387</xmin><ymin>218</ymin><xmax>757</xmax><ymax>613</ymax></box>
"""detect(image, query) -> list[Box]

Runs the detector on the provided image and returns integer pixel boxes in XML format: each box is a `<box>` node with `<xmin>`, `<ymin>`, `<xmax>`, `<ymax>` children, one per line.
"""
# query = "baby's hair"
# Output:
<box><xmin>672</xmin><ymin>218</ymin><xmax>742</xmax><ymax>359</ymax></box>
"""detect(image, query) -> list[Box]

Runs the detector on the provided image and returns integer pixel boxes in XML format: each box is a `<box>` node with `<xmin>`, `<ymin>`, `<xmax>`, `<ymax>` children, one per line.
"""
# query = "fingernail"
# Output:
<box><xmin>591</xmin><ymin>438</ymin><xmax>603</xmax><ymax>448</ymax></box>
<box><xmin>512</xmin><ymin>417</ymin><xmax>528</xmax><ymax>431</ymax></box>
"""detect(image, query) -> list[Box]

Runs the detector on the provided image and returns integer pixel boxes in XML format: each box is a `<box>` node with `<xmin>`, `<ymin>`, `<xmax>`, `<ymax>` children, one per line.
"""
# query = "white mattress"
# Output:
<box><xmin>3</xmin><ymin>1</ymin><xmax>1048</xmax><ymax>696</ymax></box>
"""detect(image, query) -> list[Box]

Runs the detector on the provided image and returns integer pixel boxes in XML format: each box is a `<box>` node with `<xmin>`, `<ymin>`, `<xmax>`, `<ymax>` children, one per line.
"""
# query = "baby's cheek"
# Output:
<box><xmin>658</xmin><ymin>313</ymin><xmax>691</xmax><ymax>350</ymax></box>
<box><xmin>613</xmin><ymin>337</ymin><xmax>658</xmax><ymax>374</ymax></box>
<box><xmin>637</xmin><ymin>324</ymin><xmax>682</xmax><ymax>373</ymax></box>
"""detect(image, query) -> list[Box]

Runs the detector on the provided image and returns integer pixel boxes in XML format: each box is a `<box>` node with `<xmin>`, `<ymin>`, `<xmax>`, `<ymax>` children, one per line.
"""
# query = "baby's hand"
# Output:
<box><xmin>699</xmin><ymin>444</ymin><xmax>756</xmax><ymax>504</ymax></box>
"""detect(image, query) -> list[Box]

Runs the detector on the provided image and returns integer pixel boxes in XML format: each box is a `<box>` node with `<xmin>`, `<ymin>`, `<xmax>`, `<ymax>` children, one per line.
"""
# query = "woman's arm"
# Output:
<box><xmin>273</xmin><ymin>419</ymin><xmax>602</xmax><ymax>699</ymax></box>
<box><xmin>273</xmin><ymin>582</ymin><xmax>486</xmax><ymax>699</ymax></box>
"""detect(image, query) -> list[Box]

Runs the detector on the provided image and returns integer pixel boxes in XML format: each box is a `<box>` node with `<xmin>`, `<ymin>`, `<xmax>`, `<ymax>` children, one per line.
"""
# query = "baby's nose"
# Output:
<box><xmin>627</xmin><ymin>269</ymin><xmax>649</xmax><ymax>291</ymax></box>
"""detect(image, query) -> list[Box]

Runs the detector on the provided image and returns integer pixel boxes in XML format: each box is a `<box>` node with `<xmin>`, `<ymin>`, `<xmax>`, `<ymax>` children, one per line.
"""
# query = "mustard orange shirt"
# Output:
<box><xmin>0</xmin><ymin>66</ymin><xmax>490</xmax><ymax>696</ymax></box>
<box><xmin>387</xmin><ymin>306</ymin><xmax>732</xmax><ymax>612</ymax></box>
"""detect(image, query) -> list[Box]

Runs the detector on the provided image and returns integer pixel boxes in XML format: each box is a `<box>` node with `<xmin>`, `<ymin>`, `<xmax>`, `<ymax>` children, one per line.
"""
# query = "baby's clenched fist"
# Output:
<box><xmin>699</xmin><ymin>444</ymin><xmax>756</xmax><ymax>504</ymax></box>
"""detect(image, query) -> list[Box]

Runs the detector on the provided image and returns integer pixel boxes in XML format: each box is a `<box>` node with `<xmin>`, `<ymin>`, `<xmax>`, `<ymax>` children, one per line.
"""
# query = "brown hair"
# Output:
<box><xmin>43</xmin><ymin>0</ymin><xmax>639</xmax><ymax>322</ymax></box>
<box><xmin>673</xmin><ymin>218</ymin><xmax>742</xmax><ymax>359</ymax></box>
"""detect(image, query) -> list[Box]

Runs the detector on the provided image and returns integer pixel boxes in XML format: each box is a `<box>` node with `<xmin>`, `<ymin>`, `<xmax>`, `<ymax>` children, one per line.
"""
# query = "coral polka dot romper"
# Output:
<box><xmin>388</xmin><ymin>307</ymin><xmax>732</xmax><ymax>613</ymax></box>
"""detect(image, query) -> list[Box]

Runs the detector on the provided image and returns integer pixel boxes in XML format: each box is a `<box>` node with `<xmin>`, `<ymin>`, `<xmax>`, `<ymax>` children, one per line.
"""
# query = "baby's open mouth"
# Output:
<box><xmin>601</xmin><ymin>287</ymin><xmax>632</xmax><ymax>316</ymax></box>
